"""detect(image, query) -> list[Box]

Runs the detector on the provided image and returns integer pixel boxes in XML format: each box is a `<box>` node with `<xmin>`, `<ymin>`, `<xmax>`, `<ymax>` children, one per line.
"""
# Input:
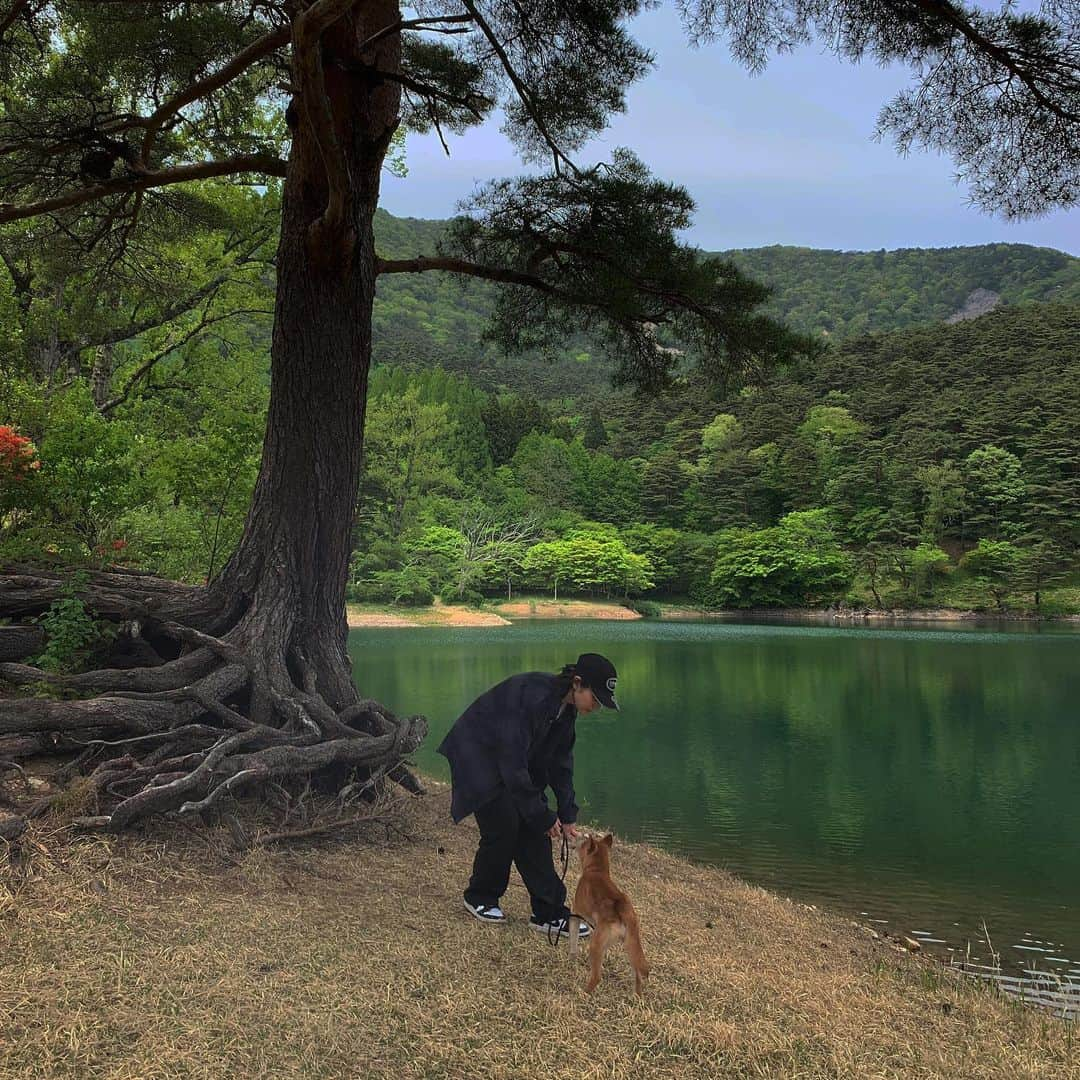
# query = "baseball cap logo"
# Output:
<box><xmin>606</xmin><ymin>677</ymin><xmax>617</xmax><ymax>693</ymax></box>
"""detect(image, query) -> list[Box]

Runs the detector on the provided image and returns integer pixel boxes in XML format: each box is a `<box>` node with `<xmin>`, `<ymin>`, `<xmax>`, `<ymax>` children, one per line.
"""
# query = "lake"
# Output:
<box><xmin>348</xmin><ymin>619</ymin><xmax>1080</xmax><ymax>1008</ymax></box>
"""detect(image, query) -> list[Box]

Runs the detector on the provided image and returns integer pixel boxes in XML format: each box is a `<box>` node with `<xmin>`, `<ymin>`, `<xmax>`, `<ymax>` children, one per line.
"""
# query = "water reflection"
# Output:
<box><xmin>348</xmin><ymin>619</ymin><xmax>1080</xmax><ymax>1015</ymax></box>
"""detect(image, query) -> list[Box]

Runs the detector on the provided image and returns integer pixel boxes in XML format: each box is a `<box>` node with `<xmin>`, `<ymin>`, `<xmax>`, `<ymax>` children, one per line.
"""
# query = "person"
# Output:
<box><xmin>437</xmin><ymin>652</ymin><xmax>619</xmax><ymax>936</ymax></box>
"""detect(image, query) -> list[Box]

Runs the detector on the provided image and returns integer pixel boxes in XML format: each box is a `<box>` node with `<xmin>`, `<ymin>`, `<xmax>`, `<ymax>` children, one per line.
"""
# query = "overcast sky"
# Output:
<box><xmin>379</xmin><ymin>8</ymin><xmax>1079</xmax><ymax>256</ymax></box>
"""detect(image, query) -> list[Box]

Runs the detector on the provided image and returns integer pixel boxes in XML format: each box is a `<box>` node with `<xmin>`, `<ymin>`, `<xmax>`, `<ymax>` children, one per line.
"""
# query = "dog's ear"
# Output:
<box><xmin>602</xmin><ymin>833</ymin><xmax>613</xmax><ymax>848</ymax></box>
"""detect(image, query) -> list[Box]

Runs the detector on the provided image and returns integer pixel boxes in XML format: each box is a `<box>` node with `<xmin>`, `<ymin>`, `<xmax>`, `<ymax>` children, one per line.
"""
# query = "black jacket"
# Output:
<box><xmin>436</xmin><ymin>671</ymin><xmax>578</xmax><ymax>832</ymax></box>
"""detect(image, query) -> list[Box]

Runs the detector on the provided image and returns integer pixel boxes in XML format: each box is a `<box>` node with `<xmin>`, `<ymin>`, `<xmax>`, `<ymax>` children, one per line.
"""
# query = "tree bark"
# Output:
<box><xmin>0</xmin><ymin>625</ymin><xmax>44</xmax><ymax>662</ymax></box>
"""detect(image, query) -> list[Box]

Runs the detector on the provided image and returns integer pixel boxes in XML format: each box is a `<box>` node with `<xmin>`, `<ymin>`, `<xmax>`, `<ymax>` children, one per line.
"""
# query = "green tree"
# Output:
<box><xmin>522</xmin><ymin>540</ymin><xmax>572</xmax><ymax>601</ymax></box>
<box><xmin>640</xmin><ymin>449</ymin><xmax>688</xmax><ymax>527</ymax></box>
<box><xmin>1015</xmin><ymin>539</ymin><xmax>1072</xmax><ymax>610</ymax></box>
<box><xmin>700</xmin><ymin>413</ymin><xmax>742</xmax><ymax>453</ymax></box>
<box><xmin>360</xmin><ymin>386</ymin><xmax>459</xmax><ymax>538</ymax></box>
<box><xmin>402</xmin><ymin>525</ymin><xmax>466</xmax><ymax>596</ymax></box>
<box><xmin>582</xmin><ymin>406</ymin><xmax>609</xmax><ymax>450</ymax></box>
<box><xmin>510</xmin><ymin>432</ymin><xmax>590</xmax><ymax>511</ymax></box>
<box><xmin>910</xmin><ymin>543</ymin><xmax>951</xmax><ymax>601</ymax></box>
<box><xmin>709</xmin><ymin>509</ymin><xmax>853</xmax><ymax>608</ymax></box>
<box><xmin>964</xmin><ymin>446</ymin><xmax>1025</xmax><ymax>539</ymax></box>
<box><xmin>916</xmin><ymin>461</ymin><xmax>967</xmax><ymax>543</ymax></box>
<box><xmin>962</xmin><ymin>538</ymin><xmax>1022</xmax><ymax>610</ymax></box>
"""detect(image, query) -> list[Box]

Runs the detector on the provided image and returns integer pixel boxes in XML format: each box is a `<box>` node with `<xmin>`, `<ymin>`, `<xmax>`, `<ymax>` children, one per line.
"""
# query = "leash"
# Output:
<box><xmin>547</xmin><ymin>832</ymin><xmax>571</xmax><ymax>946</ymax></box>
<box><xmin>547</xmin><ymin>831</ymin><xmax>594</xmax><ymax>946</ymax></box>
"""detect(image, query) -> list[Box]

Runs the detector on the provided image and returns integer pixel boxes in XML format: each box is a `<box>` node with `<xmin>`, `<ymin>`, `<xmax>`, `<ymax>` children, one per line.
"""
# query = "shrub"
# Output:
<box><xmin>623</xmin><ymin>598</ymin><xmax>662</xmax><ymax>618</ymax></box>
<box><xmin>34</xmin><ymin>574</ymin><xmax>102</xmax><ymax>672</ymax></box>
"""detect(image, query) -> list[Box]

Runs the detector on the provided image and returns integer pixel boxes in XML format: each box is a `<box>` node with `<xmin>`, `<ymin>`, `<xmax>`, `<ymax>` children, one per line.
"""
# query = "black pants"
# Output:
<box><xmin>464</xmin><ymin>789</ymin><xmax>568</xmax><ymax>923</ymax></box>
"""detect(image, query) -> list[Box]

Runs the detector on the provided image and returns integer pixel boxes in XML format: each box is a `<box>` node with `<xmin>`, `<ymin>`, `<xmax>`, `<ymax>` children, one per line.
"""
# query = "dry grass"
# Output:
<box><xmin>1</xmin><ymin>784</ymin><xmax>1075</xmax><ymax>1080</ymax></box>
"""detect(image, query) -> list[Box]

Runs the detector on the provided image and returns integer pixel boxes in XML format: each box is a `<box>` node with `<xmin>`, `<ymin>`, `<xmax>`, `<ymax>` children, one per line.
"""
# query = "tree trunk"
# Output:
<box><xmin>90</xmin><ymin>343</ymin><xmax>113</xmax><ymax>408</ymax></box>
<box><xmin>209</xmin><ymin>0</ymin><xmax>402</xmax><ymax>708</ymax></box>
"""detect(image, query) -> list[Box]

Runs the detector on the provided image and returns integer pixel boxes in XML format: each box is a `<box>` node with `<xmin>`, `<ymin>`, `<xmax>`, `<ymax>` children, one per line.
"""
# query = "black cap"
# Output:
<box><xmin>575</xmin><ymin>653</ymin><xmax>619</xmax><ymax>710</ymax></box>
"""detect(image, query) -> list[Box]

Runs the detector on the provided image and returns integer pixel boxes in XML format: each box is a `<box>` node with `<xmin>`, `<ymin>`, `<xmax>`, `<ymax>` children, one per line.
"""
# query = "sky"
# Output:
<box><xmin>378</xmin><ymin>8</ymin><xmax>1079</xmax><ymax>256</ymax></box>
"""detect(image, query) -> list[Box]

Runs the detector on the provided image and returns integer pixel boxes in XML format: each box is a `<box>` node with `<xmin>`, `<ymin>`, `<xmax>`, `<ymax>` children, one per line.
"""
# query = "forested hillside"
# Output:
<box><xmin>371</xmin><ymin>211</ymin><xmax>1080</xmax><ymax>393</ymax></box>
<box><xmin>348</xmin><ymin>302</ymin><xmax>1080</xmax><ymax>612</ymax></box>
<box><xmin>723</xmin><ymin>244</ymin><xmax>1080</xmax><ymax>336</ymax></box>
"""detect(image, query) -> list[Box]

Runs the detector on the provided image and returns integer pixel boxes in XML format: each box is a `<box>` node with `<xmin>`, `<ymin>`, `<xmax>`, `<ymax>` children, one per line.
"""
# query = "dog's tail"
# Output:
<box><xmin>618</xmin><ymin>900</ymin><xmax>650</xmax><ymax>994</ymax></box>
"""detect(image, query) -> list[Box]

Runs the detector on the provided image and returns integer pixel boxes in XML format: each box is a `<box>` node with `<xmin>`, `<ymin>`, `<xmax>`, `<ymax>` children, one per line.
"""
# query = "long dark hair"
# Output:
<box><xmin>554</xmin><ymin>662</ymin><xmax>578</xmax><ymax>698</ymax></box>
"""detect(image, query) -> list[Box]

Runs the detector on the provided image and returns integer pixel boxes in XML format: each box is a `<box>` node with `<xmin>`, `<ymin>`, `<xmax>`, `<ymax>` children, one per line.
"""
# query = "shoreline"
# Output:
<box><xmin>346</xmin><ymin>598</ymin><xmax>1080</xmax><ymax>629</ymax></box>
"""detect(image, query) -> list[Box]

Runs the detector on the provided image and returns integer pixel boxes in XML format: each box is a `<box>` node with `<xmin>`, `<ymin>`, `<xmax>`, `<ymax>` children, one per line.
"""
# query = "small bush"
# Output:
<box><xmin>34</xmin><ymin>574</ymin><xmax>102</xmax><ymax>672</ymax></box>
<box><xmin>623</xmin><ymin>598</ymin><xmax>662</xmax><ymax>618</ymax></box>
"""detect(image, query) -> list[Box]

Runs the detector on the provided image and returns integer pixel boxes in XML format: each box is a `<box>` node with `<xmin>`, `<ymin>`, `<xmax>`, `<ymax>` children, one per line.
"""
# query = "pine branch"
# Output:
<box><xmin>906</xmin><ymin>0</ymin><xmax>1079</xmax><ymax>124</ymax></box>
<box><xmin>357</xmin><ymin>12</ymin><xmax>476</xmax><ymax>54</ymax></box>
<box><xmin>99</xmin><ymin>306</ymin><xmax>273</xmax><ymax>414</ymax></box>
<box><xmin>0</xmin><ymin>154</ymin><xmax>287</xmax><ymax>223</ymax></box>
<box><xmin>139</xmin><ymin>24</ymin><xmax>292</xmax><ymax>166</ymax></box>
<box><xmin>87</xmin><ymin>239</ymin><xmax>268</xmax><ymax>352</ymax></box>
<box><xmin>375</xmin><ymin>253</ymin><xmax>667</xmax><ymax>323</ymax></box>
<box><xmin>459</xmin><ymin>0</ymin><xmax>580</xmax><ymax>176</ymax></box>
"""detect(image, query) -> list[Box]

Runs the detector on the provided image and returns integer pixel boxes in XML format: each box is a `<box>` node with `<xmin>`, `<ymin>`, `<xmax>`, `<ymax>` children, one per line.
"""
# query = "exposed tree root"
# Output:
<box><xmin>0</xmin><ymin>566</ymin><xmax>428</xmax><ymax>835</ymax></box>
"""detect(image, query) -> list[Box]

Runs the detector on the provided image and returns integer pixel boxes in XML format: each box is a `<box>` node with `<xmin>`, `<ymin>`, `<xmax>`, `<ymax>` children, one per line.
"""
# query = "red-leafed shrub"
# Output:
<box><xmin>0</xmin><ymin>425</ymin><xmax>39</xmax><ymax>479</ymax></box>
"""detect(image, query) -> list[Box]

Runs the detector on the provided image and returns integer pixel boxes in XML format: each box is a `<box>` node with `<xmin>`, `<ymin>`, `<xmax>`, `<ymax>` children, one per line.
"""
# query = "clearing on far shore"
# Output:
<box><xmin>346</xmin><ymin>597</ymin><xmax>642</xmax><ymax>628</ymax></box>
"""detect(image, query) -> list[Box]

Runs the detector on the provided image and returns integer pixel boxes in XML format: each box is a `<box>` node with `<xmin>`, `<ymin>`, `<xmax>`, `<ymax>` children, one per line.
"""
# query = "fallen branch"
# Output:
<box><xmin>252</xmin><ymin>810</ymin><xmax>396</xmax><ymax>847</ymax></box>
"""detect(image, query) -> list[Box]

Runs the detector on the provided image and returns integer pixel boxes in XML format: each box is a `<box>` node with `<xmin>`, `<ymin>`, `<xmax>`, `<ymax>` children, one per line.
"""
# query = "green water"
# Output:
<box><xmin>348</xmin><ymin>619</ymin><xmax>1080</xmax><ymax>982</ymax></box>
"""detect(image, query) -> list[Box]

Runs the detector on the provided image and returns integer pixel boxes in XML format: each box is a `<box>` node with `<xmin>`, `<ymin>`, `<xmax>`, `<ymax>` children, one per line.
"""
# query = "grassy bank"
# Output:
<box><xmin>1</xmin><ymin>785</ymin><xmax>1075</xmax><ymax>1079</ymax></box>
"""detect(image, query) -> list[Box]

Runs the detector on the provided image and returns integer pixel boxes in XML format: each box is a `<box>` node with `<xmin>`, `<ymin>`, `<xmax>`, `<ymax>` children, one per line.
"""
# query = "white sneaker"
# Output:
<box><xmin>464</xmin><ymin>900</ymin><xmax>506</xmax><ymax>923</ymax></box>
<box><xmin>529</xmin><ymin>915</ymin><xmax>590</xmax><ymax>939</ymax></box>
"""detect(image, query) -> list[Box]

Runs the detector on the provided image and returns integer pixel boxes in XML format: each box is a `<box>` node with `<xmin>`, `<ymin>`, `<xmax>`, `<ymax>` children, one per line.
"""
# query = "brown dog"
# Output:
<box><xmin>569</xmin><ymin>833</ymin><xmax>649</xmax><ymax>995</ymax></box>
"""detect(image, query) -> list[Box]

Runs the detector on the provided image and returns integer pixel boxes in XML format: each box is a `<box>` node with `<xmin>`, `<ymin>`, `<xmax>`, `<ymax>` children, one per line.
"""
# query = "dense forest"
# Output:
<box><xmin>2</xmin><ymin>209</ymin><xmax>1078</xmax><ymax>632</ymax></box>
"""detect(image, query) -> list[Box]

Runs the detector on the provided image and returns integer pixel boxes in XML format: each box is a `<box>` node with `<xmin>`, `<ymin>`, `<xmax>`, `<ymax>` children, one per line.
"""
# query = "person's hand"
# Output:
<box><xmin>561</xmin><ymin>822</ymin><xmax>579</xmax><ymax>840</ymax></box>
<box><xmin>549</xmin><ymin>819</ymin><xmax>579</xmax><ymax>840</ymax></box>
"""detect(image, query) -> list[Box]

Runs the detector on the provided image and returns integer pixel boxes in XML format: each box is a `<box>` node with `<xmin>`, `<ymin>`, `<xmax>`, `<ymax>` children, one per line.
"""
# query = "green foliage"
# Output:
<box><xmin>582</xmin><ymin>407</ymin><xmax>609</xmax><ymax>450</ymax></box>
<box><xmin>964</xmin><ymin>445</ymin><xmax>1025</xmax><ymax>540</ymax></box>
<box><xmin>6</xmin><ymin>191</ymin><xmax>1079</xmax><ymax>616</ymax></box>
<box><xmin>349</xmin><ymin>567</ymin><xmax>435</xmax><ymax>607</ymax></box>
<box><xmin>915</xmin><ymin>462</ymin><xmax>966</xmax><ymax>543</ymax></box>
<box><xmin>34</xmin><ymin>574</ymin><xmax>102</xmax><ymax>672</ymax></box>
<box><xmin>369</xmin><ymin>215</ymin><xmax>1080</xmax><ymax>391</ymax></box>
<box><xmin>708</xmin><ymin>510</ymin><xmax>854</xmax><ymax>608</ymax></box>
<box><xmin>722</xmin><ymin>244</ymin><xmax>1080</xmax><ymax>337</ymax></box>
<box><xmin>623</xmin><ymin>598</ymin><xmax>662</xmax><ymax>618</ymax></box>
<box><xmin>700</xmin><ymin>413</ymin><xmax>742</xmax><ymax>453</ymax></box>
<box><xmin>523</xmin><ymin>533</ymin><xmax>653</xmax><ymax>599</ymax></box>
<box><xmin>910</xmin><ymin>543</ymin><xmax>951</xmax><ymax>600</ymax></box>
<box><xmin>404</xmin><ymin>526</ymin><xmax>467</xmax><ymax>596</ymax></box>
<box><xmin>962</xmin><ymin>539</ymin><xmax>1022</xmax><ymax>609</ymax></box>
